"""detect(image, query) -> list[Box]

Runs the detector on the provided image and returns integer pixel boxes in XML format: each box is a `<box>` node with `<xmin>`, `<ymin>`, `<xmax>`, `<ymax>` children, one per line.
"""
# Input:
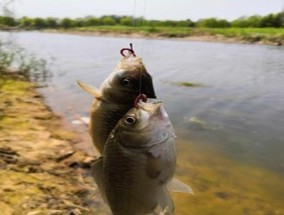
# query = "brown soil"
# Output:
<box><xmin>0</xmin><ymin>72</ymin><xmax>108</xmax><ymax>215</ymax></box>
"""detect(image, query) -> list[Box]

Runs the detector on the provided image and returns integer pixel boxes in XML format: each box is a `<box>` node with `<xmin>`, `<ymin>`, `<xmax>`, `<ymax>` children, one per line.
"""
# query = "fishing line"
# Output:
<box><xmin>120</xmin><ymin>0</ymin><xmax>147</xmax><ymax>105</ymax></box>
<box><xmin>132</xmin><ymin>0</ymin><xmax>137</xmax><ymax>29</ymax></box>
<box><xmin>138</xmin><ymin>0</ymin><xmax>146</xmax><ymax>97</ymax></box>
<box><xmin>140</xmin><ymin>0</ymin><xmax>146</xmax><ymax>56</ymax></box>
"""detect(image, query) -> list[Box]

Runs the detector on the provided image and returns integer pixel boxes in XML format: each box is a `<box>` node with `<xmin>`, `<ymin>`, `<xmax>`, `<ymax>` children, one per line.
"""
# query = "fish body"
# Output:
<box><xmin>78</xmin><ymin>56</ymin><xmax>156</xmax><ymax>154</ymax></box>
<box><xmin>92</xmin><ymin>101</ymin><xmax>176</xmax><ymax>215</ymax></box>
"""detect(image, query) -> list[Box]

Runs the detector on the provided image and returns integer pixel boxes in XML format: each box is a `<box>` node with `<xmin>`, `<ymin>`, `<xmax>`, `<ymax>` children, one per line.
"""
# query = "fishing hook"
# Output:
<box><xmin>120</xmin><ymin>43</ymin><xmax>136</xmax><ymax>57</ymax></box>
<box><xmin>134</xmin><ymin>94</ymin><xmax>147</xmax><ymax>107</ymax></box>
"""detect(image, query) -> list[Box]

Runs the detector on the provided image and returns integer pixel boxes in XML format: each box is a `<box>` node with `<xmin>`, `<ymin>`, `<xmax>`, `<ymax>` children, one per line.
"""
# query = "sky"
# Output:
<box><xmin>3</xmin><ymin>0</ymin><xmax>284</xmax><ymax>21</ymax></box>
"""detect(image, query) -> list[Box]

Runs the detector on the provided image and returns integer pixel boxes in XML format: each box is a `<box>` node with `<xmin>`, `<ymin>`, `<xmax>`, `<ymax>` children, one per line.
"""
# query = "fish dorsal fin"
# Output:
<box><xmin>167</xmin><ymin>178</ymin><xmax>194</xmax><ymax>195</ymax></box>
<box><xmin>77</xmin><ymin>80</ymin><xmax>102</xmax><ymax>99</ymax></box>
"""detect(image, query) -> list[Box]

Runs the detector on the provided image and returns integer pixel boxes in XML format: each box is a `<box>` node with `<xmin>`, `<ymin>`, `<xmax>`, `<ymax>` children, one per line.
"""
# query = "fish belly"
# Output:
<box><xmin>103</xmin><ymin>139</ymin><xmax>176</xmax><ymax>215</ymax></box>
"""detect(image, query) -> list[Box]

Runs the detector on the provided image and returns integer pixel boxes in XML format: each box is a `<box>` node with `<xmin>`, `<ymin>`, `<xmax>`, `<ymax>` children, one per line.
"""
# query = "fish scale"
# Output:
<box><xmin>91</xmin><ymin>102</ymin><xmax>177</xmax><ymax>215</ymax></box>
<box><xmin>90</xmin><ymin>101</ymin><xmax>131</xmax><ymax>153</ymax></box>
<box><xmin>77</xmin><ymin>55</ymin><xmax>156</xmax><ymax>154</ymax></box>
<box><xmin>104</xmin><ymin>139</ymin><xmax>161</xmax><ymax>215</ymax></box>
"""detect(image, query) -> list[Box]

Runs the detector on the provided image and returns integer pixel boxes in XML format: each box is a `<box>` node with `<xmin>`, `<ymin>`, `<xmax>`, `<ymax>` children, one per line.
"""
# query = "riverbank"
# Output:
<box><xmin>44</xmin><ymin>27</ymin><xmax>284</xmax><ymax>46</ymax></box>
<box><xmin>0</xmin><ymin>71</ymin><xmax>107</xmax><ymax>215</ymax></box>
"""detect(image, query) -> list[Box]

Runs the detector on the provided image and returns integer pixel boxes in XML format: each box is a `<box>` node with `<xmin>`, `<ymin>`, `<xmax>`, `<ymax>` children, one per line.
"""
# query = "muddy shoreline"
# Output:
<box><xmin>43</xmin><ymin>29</ymin><xmax>283</xmax><ymax>47</ymax></box>
<box><xmin>0</xmin><ymin>72</ymin><xmax>107</xmax><ymax>214</ymax></box>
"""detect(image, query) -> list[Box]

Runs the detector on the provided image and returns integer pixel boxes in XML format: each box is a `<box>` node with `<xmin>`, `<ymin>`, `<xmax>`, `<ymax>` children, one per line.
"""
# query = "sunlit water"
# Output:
<box><xmin>1</xmin><ymin>31</ymin><xmax>284</xmax><ymax>214</ymax></box>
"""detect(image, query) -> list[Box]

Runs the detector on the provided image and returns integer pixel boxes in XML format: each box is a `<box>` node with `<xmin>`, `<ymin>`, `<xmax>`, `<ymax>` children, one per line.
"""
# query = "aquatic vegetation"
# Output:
<box><xmin>186</xmin><ymin>116</ymin><xmax>222</xmax><ymax>131</ymax></box>
<box><xmin>0</xmin><ymin>38</ymin><xmax>50</xmax><ymax>82</ymax></box>
<box><xmin>172</xmin><ymin>81</ymin><xmax>205</xmax><ymax>87</ymax></box>
<box><xmin>162</xmin><ymin>80</ymin><xmax>205</xmax><ymax>88</ymax></box>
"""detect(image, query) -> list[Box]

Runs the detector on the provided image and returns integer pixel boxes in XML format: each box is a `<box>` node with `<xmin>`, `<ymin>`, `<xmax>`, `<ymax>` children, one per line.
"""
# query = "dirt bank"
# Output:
<box><xmin>0</xmin><ymin>72</ymin><xmax>107</xmax><ymax>215</ymax></box>
<box><xmin>44</xmin><ymin>29</ymin><xmax>283</xmax><ymax>47</ymax></box>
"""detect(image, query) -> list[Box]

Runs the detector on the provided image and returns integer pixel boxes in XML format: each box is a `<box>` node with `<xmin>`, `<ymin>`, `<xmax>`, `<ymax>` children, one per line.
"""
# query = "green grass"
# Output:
<box><xmin>66</xmin><ymin>25</ymin><xmax>193</xmax><ymax>37</ymax></box>
<box><xmin>62</xmin><ymin>26</ymin><xmax>284</xmax><ymax>44</ymax></box>
<box><xmin>199</xmin><ymin>27</ymin><xmax>284</xmax><ymax>43</ymax></box>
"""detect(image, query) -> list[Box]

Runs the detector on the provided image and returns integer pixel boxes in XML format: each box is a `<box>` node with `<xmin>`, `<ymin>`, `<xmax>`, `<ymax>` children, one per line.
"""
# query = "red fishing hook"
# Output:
<box><xmin>134</xmin><ymin>94</ymin><xmax>147</xmax><ymax>107</ymax></box>
<box><xmin>120</xmin><ymin>43</ymin><xmax>136</xmax><ymax>57</ymax></box>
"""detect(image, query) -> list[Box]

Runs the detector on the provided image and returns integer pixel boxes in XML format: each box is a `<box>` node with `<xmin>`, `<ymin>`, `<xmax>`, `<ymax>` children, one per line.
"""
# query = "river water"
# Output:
<box><xmin>1</xmin><ymin>31</ymin><xmax>284</xmax><ymax>214</ymax></box>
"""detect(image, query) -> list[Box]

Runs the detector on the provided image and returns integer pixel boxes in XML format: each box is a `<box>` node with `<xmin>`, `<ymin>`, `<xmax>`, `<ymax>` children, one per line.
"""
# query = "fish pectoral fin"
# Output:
<box><xmin>91</xmin><ymin>157</ymin><xmax>103</xmax><ymax>187</ymax></box>
<box><xmin>77</xmin><ymin>80</ymin><xmax>102</xmax><ymax>99</ymax></box>
<box><xmin>152</xmin><ymin>204</ymin><xmax>171</xmax><ymax>215</ymax></box>
<box><xmin>167</xmin><ymin>177</ymin><xmax>194</xmax><ymax>195</ymax></box>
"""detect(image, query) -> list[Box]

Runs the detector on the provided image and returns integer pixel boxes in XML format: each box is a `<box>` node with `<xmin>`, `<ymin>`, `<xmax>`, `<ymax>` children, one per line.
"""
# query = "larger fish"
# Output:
<box><xmin>92</xmin><ymin>101</ymin><xmax>176</xmax><ymax>215</ymax></box>
<box><xmin>77</xmin><ymin>55</ymin><xmax>156</xmax><ymax>154</ymax></box>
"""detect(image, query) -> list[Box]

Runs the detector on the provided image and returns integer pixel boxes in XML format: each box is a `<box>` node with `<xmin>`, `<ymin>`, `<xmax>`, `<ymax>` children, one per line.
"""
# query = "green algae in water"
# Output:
<box><xmin>173</xmin><ymin>81</ymin><xmax>205</xmax><ymax>87</ymax></box>
<box><xmin>162</xmin><ymin>80</ymin><xmax>205</xmax><ymax>87</ymax></box>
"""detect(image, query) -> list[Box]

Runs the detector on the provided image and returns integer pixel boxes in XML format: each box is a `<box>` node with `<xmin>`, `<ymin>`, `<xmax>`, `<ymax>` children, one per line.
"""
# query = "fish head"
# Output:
<box><xmin>101</xmin><ymin>56</ymin><xmax>156</xmax><ymax>103</ymax></box>
<box><xmin>111</xmin><ymin>101</ymin><xmax>175</xmax><ymax>151</ymax></box>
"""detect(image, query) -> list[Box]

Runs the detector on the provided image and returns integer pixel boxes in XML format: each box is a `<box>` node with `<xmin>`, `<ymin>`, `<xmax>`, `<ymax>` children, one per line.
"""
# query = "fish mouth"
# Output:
<box><xmin>141</xmin><ymin>72</ymin><xmax>157</xmax><ymax>98</ymax></box>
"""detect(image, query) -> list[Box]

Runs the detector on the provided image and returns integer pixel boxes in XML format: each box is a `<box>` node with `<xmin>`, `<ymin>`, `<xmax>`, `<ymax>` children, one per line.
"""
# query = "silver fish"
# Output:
<box><xmin>92</xmin><ymin>101</ymin><xmax>176</xmax><ymax>215</ymax></box>
<box><xmin>77</xmin><ymin>55</ymin><xmax>156</xmax><ymax>154</ymax></box>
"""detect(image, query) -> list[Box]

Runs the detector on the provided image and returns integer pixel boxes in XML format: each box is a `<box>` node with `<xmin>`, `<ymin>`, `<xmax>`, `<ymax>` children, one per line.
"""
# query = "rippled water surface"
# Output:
<box><xmin>1</xmin><ymin>31</ymin><xmax>284</xmax><ymax>214</ymax></box>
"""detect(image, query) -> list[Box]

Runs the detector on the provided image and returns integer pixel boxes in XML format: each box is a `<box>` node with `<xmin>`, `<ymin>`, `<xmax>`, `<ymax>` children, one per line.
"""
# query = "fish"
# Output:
<box><xmin>91</xmin><ymin>101</ymin><xmax>177</xmax><ymax>215</ymax></box>
<box><xmin>77</xmin><ymin>55</ymin><xmax>156</xmax><ymax>154</ymax></box>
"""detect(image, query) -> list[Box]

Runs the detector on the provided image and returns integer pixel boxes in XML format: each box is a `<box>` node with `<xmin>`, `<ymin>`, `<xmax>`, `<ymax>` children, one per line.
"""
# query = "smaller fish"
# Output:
<box><xmin>77</xmin><ymin>54</ymin><xmax>156</xmax><ymax>154</ymax></box>
<box><xmin>92</xmin><ymin>101</ymin><xmax>192</xmax><ymax>215</ymax></box>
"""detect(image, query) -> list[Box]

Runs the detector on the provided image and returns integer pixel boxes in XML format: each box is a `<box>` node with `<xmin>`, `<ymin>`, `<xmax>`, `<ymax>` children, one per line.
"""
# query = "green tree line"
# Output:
<box><xmin>0</xmin><ymin>12</ymin><xmax>284</xmax><ymax>29</ymax></box>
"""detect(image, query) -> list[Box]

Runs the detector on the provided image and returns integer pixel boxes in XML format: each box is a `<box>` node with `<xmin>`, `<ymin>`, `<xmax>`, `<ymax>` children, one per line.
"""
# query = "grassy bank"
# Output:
<box><xmin>51</xmin><ymin>26</ymin><xmax>284</xmax><ymax>46</ymax></box>
<box><xmin>0</xmin><ymin>71</ymin><xmax>107</xmax><ymax>214</ymax></box>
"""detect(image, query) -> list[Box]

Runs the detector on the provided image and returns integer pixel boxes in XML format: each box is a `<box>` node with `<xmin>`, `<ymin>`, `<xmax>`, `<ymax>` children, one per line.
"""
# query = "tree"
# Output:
<box><xmin>73</xmin><ymin>18</ymin><xmax>84</xmax><ymax>27</ymax></box>
<box><xmin>196</xmin><ymin>18</ymin><xmax>230</xmax><ymax>28</ymax></box>
<box><xmin>272</xmin><ymin>12</ymin><xmax>283</xmax><ymax>27</ymax></box>
<box><xmin>18</xmin><ymin>16</ymin><xmax>33</xmax><ymax>28</ymax></box>
<box><xmin>260</xmin><ymin>13</ymin><xmax>281</xmax><ymax>27</ymax></box>
<box><xmin>231</xmin><ymin>16</ymin><xmax>249</xmax><ymax>28</ymax></box>
<box><xmin>119</xmin><ymin>16</ymin><xmax>132</xmax><ymax>26</ymax></box>
<box><xmin>101</xmin><ymin>16</ymin><xmax>116</xmax><ymax>25</ymax></box>
<box><xmin>32</xmin><ymin>17</ymin><xmax>47</xmax><ymax>29</ymax></box>
<box><xmin>246</xmin><ymin>15</ymin><xmax>262</xmax><ymax>27</ymax></box>
<box><xmin>60</xmin><ymin>18</ymin><xmax>75</xmax><ymax>28</ymax></box>
<box><xmin>176</xmin><ymin>20</ymin><xmax>190</xmax><ymax>27</ymax></box>
<box><xmin>187</xmin><ymin>19</ymin><xmax>195</xmax><ymax>27</ymax></box>
<box><xmin>83</xmin><ymin>16</ymin><xmax>100</xmax><ymax>26</ymax></box>
<box><xmin>45</xmin><ymin>17</ymin><xmax>58</xmax><ymax>28</ymax></box>
<box><xmin>0</xmin><ymin>16</ymin><xmax>16</xmax><ymax>26</ymax></box>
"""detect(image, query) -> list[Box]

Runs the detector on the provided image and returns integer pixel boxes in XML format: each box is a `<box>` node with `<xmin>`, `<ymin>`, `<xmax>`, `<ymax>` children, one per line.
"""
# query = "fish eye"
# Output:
<box><xmin>121</xmin><ymin>77</ymin><xmax>132</xmax><ymax>87</ymax></box>
<box><xmin>125</xmin><ymin>116</ymin><xmax>136</xmax><ymax>125</ymax></box>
